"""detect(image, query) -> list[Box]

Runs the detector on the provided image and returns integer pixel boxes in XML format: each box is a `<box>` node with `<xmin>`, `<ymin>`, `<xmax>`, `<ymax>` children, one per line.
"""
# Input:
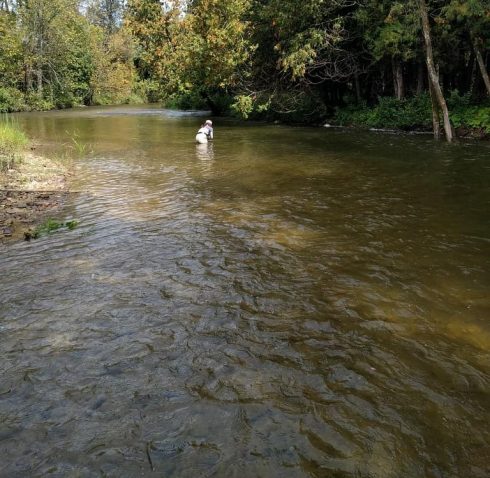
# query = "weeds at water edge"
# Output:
<box><xmin>0</xmin><ymin>118</ymin><xmax>28</xmax><ymax>171</ymax></box>
<box><xmin>65</xmin><ymin>130</ymin><xmax>92</xmax><ymax>156</ymax></box>
<box><xmin>25</xmin><ymin>218</ymin><xmax>79</xmax><ymax>241</ymax></box>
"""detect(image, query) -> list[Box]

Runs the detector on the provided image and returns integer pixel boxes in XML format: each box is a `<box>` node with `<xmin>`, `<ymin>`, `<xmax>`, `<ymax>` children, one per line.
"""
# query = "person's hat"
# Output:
<box><xmin>205</xmin><ymin>119</ymin><xmax>213</xmax><ymax>125</ymax></box>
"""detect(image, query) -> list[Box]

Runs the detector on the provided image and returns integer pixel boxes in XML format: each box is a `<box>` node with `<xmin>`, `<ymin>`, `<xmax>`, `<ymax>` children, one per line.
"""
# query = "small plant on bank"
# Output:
<box><xmin>66</xmin><ymin>131</ymin><xmax>91</xmax><ymax>156</ymax></box>
<box><xmin>0</xmin><ymin>121</ymin><xmax>28</xmax><ymax>171</ymax></box>
<box><xmin>24</xmin><ymin>218</ymin><xmax>79</xmax><ymax>241</ymax></box>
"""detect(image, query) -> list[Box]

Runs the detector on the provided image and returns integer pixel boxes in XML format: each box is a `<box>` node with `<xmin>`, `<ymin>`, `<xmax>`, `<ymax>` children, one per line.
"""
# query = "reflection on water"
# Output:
<box><xmin>1</xmin><ymin>106</ymin><xmax>490</xmax><ymax>477</ymax></box>
<box><xmin>195</xmin><ymin>142</ymin><xmax>214</xmax><ymax>161</ymax></box>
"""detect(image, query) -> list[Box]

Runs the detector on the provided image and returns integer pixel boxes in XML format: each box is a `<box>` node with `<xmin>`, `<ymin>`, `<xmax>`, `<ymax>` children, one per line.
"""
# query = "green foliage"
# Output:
<box><xmin>0</xmin><ymin>88</ymin><xmax>27</xmax><ymax>113</ymax></box>
<box><xmin>336</xmin><ymin>95</ymin><xmax>433</xmax><ymax>130</ymax></box>
<box><xmin>336</xmin><ymin>92</ymin><xmax>490</xmax><ymax>134</ymax></box>
<box><xmin>0</xmin><ymin>11</ymin><xmax>23</xmax><ymax>87</ymax></box>
<box><xmin>126</xmin><ymin>0</ymin><xmax>253</xmax><ymax>110</ymax></box>
<box><xmin>442</xmin><ymin>0</ymin><xmax>490</xmax><ymax>38</ymax></box>
<box><xmin>0</xmin><ymin>88</ymin><xmax>57</xmax><ymax>113</ymax></box>
<box><xmin>0</xmin><ymin>122</ymin><xmax>28</xmax><ymax>171</ymax></box>
<box><xmin>125</xmin><ymin>0</ymin><xmax>188</xmax><ymax>93</ymax></box>
<box><xmin>447</xmin><ymin>91</ymin><xmax>490</xmax><ymax>132</ymax></box>
<box><xmin>232</xmin><ymin>90</ymin><xmax>327</xmax><ymax>124</ymax></box>
<box><xmin>359</xmin><ymin>0</ymin><xmax>420</xmax><ymax>62</ymax></box>
<box><xmin>89</xmin><ymin>26</ymin><xmax>139</xmax><ymax>105</ymax></box>
<box><xmin>25</xmin><ymin>218</ymin><xmax>79</xmax><ymax>240</ymax></box>
<box><xmin>184</xmin><ymin>0</ymin><xmax>253</xmax><ymax>90</ymax></box>
<box><xmin>252</xmin><ymin>0</ymin><xmax>353</xmax><ymax>83</ymax></box>
<box><xmin>231</xmin><ymin>95</ymin><xmax>254</xmax><ymax>119</ymax></box>
<box><xmin>450</xmin><ymin>107</ymin><xmax>490</xmax><ymax>132</ymax></box>
<box><xmin>165</xmin><ymin>91</ymin><xmax>209</xmax><ymax>110</ymax></box>
<box><xmin>0</xmin><ymin>0</ymin><xmax>140</xmax><ymax>112</ymax></box>
<box><xmin>24</xmin><ymin>93</ymin><xmax>55</xmax><ymax>111</ymax></box>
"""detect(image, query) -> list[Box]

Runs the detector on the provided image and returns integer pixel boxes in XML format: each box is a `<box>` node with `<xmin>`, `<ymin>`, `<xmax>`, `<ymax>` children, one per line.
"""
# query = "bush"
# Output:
<box><xmin>24</xmin><ymin>92</ymin><xmax>55</xmax><ymax>111</ymax></box>
<box><xmin>447</xmin><ymin>90</ymin><xmax>490</xmax><ymax>133</ymax></box>
<box><xmin>336</xmin><ymin>92</ymin><xmax>490</xmax><ymax>134</ymax></box>
<box><xmin>336</xmin><ymin>94</ymin><xmax>432</xmax><ymax>130</ymax></box>
<box><xmin>132</xmin><ymin>80</ymin><xmax>159</xmax><ymax>104</ymax></box>
<box><xmin>451</xmin><ymin>106</ymin><xmax>490</xmax><ymax>133</ymax></box>
<box><xmin>164</xmin><ymin>91</ymin><xmax>209</xmax><ymax>110</ymax></box>
<box><xmin>0</xmin><ymin>122</ymin><xmax>28</xmax><ymax>171</ymax></box>
<box><xmin>0</xmin><ymin>87</ymin><xmax>27</xmax><ymax>113</ymax></box>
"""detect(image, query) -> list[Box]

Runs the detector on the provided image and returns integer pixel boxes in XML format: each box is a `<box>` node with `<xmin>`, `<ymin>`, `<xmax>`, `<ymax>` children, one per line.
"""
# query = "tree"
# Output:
<box><xmin>358</xmin><ymin>1</ymin><xmax>422</xmax><ymax>100</ymax></box>
<box><xmin>88</xmin><ymin>25</ymin><xmax>138</xmax><ymax>104</ymax></box>
<box><xmin>255</xmin><ymin>0</ymin><xmax>361</xmax><ymax>84</ymax></box>
<box><xmin>20</xmin><ymin>0</ymin><xmax>96</xmax><ymax>105</ymax></box>
<box><xmin>126</xmin><ymin>0</ymin><xmax>253</xmax><ymax>108</ymax></box>
<box><xmin>443</xmin><ymin>0</ymin><xmax>490</xmax><ymax>96</ymax></box>
<box><xmin>0</xmin><ymin>10</ymin><xmax>23</xmax><ymax>87</ymax></box>
<box><xmin>184</xmin><ymin>0</ymin><xmax>252</xmax><ymax>90</ymax></box>
<box><xmin>419</xmin><ymin>0</ymin><xmax>453</xmax><ymax>141</ymax></box>
<box><xmin>125</xmin><ymin>0</ymin><xmax>186</xmax><ymax>91</ymax></box>
<box><xmin>86</xmin><ymin>0</ymin><xmax>124</xmax><ymax>34</ymax></box>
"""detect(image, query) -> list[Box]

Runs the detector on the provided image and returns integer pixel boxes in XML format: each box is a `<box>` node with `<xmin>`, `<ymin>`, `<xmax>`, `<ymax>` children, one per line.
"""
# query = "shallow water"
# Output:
<box><xmin>1</xmin><ymin>106</ymin><xmax>489</xmax><ymax>477</ymax></box>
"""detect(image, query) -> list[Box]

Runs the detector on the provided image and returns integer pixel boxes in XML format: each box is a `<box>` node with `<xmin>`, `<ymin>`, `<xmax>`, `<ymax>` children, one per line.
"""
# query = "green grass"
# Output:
<box><xmin>68</xmin><ymin>132</ymin><xmax>89</xmax><ymax>156</ymax></box>
<box><xmin>0</xmin><ymin>121</ymin><xmax>28</xmax><ymax>171</ymax></box>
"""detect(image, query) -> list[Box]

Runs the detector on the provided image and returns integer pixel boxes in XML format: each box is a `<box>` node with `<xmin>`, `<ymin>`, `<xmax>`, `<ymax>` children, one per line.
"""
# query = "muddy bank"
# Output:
<box><xmin>0</xmin><ymin>152</ymin><xmax>71</xmax><ymax>242</ymax></box>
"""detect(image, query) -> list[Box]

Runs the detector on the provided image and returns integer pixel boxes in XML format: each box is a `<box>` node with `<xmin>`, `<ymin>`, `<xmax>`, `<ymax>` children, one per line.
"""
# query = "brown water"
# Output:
<box><xmin>1</xmin><ymin>106</ymin><xmax>490</xmax><ymax>477</ymax></box>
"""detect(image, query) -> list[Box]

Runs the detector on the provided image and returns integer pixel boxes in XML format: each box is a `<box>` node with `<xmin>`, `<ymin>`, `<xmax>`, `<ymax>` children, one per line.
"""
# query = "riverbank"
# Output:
<box><xmin>333</xmin><ymin>94</ymin><xmax>490</xmax><ymax>140</ymax></box>
<box><xmin>0</xmin><ymin>150</ymin><xmax>70</xmax><ymax>242</ymax></box>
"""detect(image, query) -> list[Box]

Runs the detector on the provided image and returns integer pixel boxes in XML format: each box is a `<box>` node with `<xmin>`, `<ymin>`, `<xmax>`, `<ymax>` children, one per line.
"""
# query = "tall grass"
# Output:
<box><xmin>69</xmin><ymin>132</ymin><xmax>89</xmax><ymax>156</ymax></box>
<box><xmin>0</xmin><ymin>121</ymin><xmax>28</xmax><ymax>171</ymax></box>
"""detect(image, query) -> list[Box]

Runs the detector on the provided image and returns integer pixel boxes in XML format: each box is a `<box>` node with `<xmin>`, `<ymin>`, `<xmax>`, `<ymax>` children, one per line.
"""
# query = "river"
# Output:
<box><xmin>1</xmin><ymin>106</ymin><xmax>489</xmax><ymax>477</ymax></box>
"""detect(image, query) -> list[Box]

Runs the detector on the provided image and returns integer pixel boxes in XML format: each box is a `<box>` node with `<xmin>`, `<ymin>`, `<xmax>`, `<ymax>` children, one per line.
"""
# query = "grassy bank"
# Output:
<box><xmin>334</xmin><ymin>93</ymin><xmax>490</xmax><ymax>138</ymax></box>
<box><xmin>0</xmin><ymin>121</ymin><xmax>70</xmax><ymax>241</ymax></box>
<box><xmin>0</xmin><ymin>121</ymin><xmax>28</xmax><ymax>171</ymax></box>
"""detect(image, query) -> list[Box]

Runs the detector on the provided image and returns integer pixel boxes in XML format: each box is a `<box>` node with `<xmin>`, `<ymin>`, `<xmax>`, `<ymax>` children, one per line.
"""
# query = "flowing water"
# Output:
<box><xmin>1</xmin><ymin>106</ymin><xmax>489</xmax><ymax>477</ymax></box>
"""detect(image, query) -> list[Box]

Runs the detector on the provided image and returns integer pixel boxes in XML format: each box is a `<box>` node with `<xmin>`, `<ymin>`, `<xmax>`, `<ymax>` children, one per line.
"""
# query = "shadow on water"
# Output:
<box><xmin>1</xmin><ymin>106</ymin><xmax>489</xmax><ymax>477</ymax></box>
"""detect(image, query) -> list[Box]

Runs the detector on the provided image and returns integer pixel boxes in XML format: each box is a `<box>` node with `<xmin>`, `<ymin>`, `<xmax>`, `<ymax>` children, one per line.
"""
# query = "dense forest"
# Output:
<box><xmin>0</xmin><ymin>0</ymin><xmax>489</xmax><ymax>138</ymax></box>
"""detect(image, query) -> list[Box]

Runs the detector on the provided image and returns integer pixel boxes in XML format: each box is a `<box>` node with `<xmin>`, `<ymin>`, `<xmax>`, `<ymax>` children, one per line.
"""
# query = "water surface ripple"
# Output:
<box><xmin>1</xmin><ymin>106</ymin><xmax>489</xmax><ymax>477</ymax></box>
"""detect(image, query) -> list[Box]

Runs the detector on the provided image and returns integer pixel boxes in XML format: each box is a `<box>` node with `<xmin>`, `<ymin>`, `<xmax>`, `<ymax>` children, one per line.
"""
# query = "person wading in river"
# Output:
<box><xmin>195</xmin><ymin>120</ymin><xmax>213</xmax><ymax>144</ymax></box>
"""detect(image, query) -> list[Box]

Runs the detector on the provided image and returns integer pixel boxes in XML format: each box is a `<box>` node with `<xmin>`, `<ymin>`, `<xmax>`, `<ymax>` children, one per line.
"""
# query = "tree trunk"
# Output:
<box><xmin>37</xmin><ymin>23</ymin><xmax>44</xmax><ymax>94</ymax></box>
<box><xmin>392</xmin><ymin>58</ymin><xmax>404</xmax><ymax>99</ymax></box>
<box><xmin>428</xmin><ymin>80</ymin><xmax>440</xmax><ymax>139</ymax></box>
<box><xmin>416</xmin><ymin>62</ymin><xmax>424</xmax><ymax>95</ymax></box>
<box><xmin>37</xmin><ymin>67</ymin><xmax>43</xmax><ymax>93</ymax></box>
<box><xmin>465</xmin><ymin>50</ymin><xmax>475</xmax><ymax>94</ymax></box>
<box><xmin>354</xmin><ymin>74</ymin><xmax>361</xmax><ymax>103</ymax></box>
<box><xmin>474</xmin><ymin>38</ymin><xmax>490</xmax><ymax>96</ymax></box>
<box><xmin>419</xmin><ymin>0</ymin><xmax>452</xmax><ymax>142</ymax></box>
